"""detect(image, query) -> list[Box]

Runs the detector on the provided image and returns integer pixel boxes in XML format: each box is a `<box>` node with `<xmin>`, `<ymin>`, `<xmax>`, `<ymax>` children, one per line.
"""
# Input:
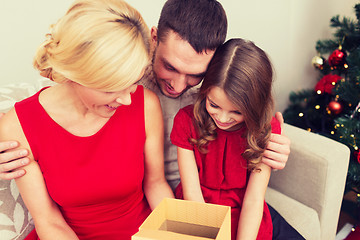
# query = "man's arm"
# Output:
<box><xmin>262</xmin><ymin>112</ymin><xmax>291</xmax><ymax>170</ymax></box>
<box><xmin>0</xmin><ymin>113</ymin><xmax>30</xmax><ymax>180</ymax></box>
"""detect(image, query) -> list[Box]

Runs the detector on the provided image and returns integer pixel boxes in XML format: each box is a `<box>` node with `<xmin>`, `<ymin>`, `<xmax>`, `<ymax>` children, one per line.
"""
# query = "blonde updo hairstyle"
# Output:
<box><xmin>33</xmin><ymin>0</ymin><xmax>150</xmax><ymax>91</ymax></box>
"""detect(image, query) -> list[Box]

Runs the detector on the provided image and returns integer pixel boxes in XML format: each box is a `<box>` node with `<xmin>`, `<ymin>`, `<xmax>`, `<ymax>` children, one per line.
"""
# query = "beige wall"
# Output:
<box><xmin>0</xmin><ymin>0</ymin><xmax>358</xmax><ymax>112</ymax></box>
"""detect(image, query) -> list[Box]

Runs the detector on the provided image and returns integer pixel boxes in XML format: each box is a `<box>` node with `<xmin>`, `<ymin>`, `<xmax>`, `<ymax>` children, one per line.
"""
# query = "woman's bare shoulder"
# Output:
<box><xmin>143</xmin><ymin>87</ymin><xmax>159</xmax><ymax>101</ymax></box>
<box><xmin>0</xmin><ymin>107</ymin><xmax>25</xmax><ymax>142</ymax></box>
<box><xmin>143</xmin><ymin>88</ymin><xmax>161</xmax><ymax>111</ymax></box>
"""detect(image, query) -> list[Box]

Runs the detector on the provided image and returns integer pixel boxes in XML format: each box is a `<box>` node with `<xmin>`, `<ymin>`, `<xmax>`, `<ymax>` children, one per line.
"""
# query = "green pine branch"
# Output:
<box><xmin>288</xmin><ymin>89</ymin><xmax>314</xmax><ymax>104</ymax></box>
<box><xmin>316</xmin><ymin>39</ymin><xmax>339</xmax><ymax>54</ymax></box>
<box><xmin>333</xmin><ymin>78</ymin><xmax>360</xmax><ymax>105</ymax></box>
<box><xmin>335</xmin><ymin>116</ymin><xmax>360</xmax><ymax>146</ymax></box>
<box><xmin>347</xmin><ymin>46</ymin><xmax>360</xmax><ymax>79</ymax></box>
<box><xmin>316</xmin><ymin>5</ymin><xmax>360</xmax><ymax>54</ymax></box>
<box><xmin>330</xmin><ymin>15</ymin><xmax>357</xmax><ymax>36</ymax></box>
<box><xmin>355</xmin><ymin>4</ymin><xmax>360</xmax><ymax>23</ymax></box>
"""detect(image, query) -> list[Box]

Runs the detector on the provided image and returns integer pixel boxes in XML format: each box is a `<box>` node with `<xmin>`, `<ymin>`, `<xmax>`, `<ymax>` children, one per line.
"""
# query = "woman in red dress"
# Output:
<box><xmin>0</xmin><ymin>0</ymin><xmax>174</xmax><ymax>239</ymax></box>
<box><xmin>171</xmin><ymin>38</ymin><xmax>281</xmax><ymax>240</ymax></box>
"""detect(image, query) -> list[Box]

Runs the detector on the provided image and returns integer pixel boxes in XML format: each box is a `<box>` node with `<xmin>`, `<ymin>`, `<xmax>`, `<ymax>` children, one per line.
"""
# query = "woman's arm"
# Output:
<box><xmin>177</xmin><ymin>147</ymin><xmax>205</xmax><ymax>202</ymax></box>
<box><xmin>237</xmin><ymin>163</ymin><xmax>271</xmax><ymax>240</ymax></box>
<box><xmin>0</xmin><ymin>108</ymin><xmax>78</xmax><ymax>240</ymax></box>
<box><xmin>143</xmin><ymin>89</ymin><xmax>174</xmax><ymax>210</ymax></box>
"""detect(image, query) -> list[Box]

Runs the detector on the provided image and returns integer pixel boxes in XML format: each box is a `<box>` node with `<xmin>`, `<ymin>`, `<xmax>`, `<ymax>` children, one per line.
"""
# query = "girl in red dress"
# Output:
<box><xmin>171</xmin><ymin>38</ymin><xmax>281</xmax><ymax>240</ymax></box>
<box><xmin>0</xmin><ymin>0</ymin><xmax>174</xmax><ymax>239</ymax></box>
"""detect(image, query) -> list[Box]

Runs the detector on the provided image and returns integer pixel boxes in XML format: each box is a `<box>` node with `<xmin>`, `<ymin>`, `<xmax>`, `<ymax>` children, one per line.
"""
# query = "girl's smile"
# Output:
<box><xmin>205</xmin><ymin>87</ymin><xmax>244</xmax><ymax>131</ymax></box>
<box><xmin>213</xmin><ymin>118</ymin><xmax>236</xmax><ymax>128</ymax></box>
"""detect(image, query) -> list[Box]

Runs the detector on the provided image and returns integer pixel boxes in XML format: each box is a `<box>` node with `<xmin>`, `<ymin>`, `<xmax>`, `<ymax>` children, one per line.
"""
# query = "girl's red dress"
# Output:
<box><xmin>15</xmin><ymin>86</ymin><xmax>150</xmax><ymax>240</ymax></box>
<box><xmin>171</xmin><ymin>105</ymin><xmax>281</xmax><ymax>240</ymax></box>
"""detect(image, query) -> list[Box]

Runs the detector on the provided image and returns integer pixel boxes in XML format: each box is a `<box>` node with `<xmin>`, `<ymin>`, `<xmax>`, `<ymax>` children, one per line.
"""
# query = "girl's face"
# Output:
<box><xmin>73</xmin><ymin>83</ymin><xmax>138</xmax><ymax>118</ymax></box>
<box><xmin>205</xmin><ymin>86</ymin><xmax>244</xmax><ymax>131</ymax></box>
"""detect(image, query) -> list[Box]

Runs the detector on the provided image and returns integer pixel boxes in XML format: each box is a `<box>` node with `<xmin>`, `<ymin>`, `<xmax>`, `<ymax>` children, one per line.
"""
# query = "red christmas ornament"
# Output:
<box><xmin>328</xmin><ymin>48</ymin><xmax>347</xmax><ymax>68</ymax></box>
<box><xmin>354</xmin><ymin>150</ymin><xmax>360</xmax><ymax>163</ymax></box>
<box><xmin>356</xmin><ymin>151</ymin><xmax>360</xmax><ymax>164</ymax></box>
<box><xmin>327</xmin><ymin>101</ymin><xmax>343</xmax><ymax>115</ymax></box>
<box><xmin>315</xmin><ymin>74</ymin><xmax>342</xmax><ymax>94</ymax></box>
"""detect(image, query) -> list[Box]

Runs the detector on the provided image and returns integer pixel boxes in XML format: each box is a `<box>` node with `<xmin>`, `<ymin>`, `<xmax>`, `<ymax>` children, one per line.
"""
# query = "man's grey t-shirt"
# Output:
<box><xmin>140</xmin><ymin>66</ymin><xmax>199</xmax><ymax>190</ymax></box>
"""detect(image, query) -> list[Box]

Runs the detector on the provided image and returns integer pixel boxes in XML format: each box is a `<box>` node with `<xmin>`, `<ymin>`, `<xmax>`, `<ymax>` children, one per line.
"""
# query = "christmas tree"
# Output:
<box><xmin>283</xmin><ymin>4</ymin><xmax>360</xmax><ymax>204</ymax></box>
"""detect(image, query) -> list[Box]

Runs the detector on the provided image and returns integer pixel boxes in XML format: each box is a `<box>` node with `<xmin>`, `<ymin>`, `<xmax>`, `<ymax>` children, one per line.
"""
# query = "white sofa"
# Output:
<box><xmin>0</xmin><ymin>80</ymin><xmax>351</xmax><ymax>240</ymax></box>
<box><xmin>265</xmin><ymin>124</ymin><xmax>350</xmax><ymax>240</ymax></box>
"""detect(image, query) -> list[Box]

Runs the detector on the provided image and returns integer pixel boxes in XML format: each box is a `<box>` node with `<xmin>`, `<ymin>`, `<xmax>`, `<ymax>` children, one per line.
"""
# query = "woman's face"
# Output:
<box><xmin>73</xmin><ymin>83</ymin><xmax>138</xmax><ymax>118</ymax></box>
<box><xmin>205</xmin><ymin>86</ymin><xmax>244</xmax><ymax>131</ymax></box>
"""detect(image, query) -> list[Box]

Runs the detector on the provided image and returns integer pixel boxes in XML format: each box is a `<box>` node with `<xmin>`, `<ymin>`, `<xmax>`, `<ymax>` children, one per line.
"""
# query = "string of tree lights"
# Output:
<box><xmin>283</xmin><ymin>3</ymin><xmax>360</xmax><ymax>205</ymax></box>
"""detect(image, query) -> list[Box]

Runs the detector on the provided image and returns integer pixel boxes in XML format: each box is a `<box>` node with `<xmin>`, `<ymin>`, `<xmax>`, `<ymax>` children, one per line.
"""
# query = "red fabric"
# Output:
<box><xmin>24</xmin><ymin>229</ymin><xmax>37</xmax><ymax>240</ymax></box>
<box><xmin>345</xmin><ymin>225</ymin><xmax>360</xmax><ymax>240</ymax></box>
<box><xmin>171</xmin><ymin>105</ymin><xmax>281</xmax><ymax>240</ymax></box>
<box><xmin>16</xmin><ymin>86</ymin><xmax>150</xmax><ymax>240</ymax></box>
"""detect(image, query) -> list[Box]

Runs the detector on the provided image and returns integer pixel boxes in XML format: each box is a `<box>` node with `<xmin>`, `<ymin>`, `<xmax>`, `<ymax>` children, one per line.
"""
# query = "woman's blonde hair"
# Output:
<box><xmin>33</xmin><ymin>0</ymin><xmax>150</xmax><ymax>91</ymax></box>
<box><xmin>192</xmin><ymin>38</ymin><xmax>274</xmax><ymax>171</ymax></box>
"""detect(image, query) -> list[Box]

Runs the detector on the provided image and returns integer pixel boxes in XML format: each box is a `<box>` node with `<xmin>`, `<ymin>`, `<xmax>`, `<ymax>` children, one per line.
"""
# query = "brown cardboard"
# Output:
<box><xmin>132</xmin><ymin>198</ymin><xmax>231</xmax><ymax>240</ymax></box>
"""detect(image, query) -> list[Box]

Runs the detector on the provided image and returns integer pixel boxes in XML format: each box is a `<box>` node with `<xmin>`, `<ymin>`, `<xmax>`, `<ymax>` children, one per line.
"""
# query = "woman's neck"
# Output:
<box><xmin>38</xmin><ymin>82</ymin><xmax>110</xmax><ymax>137</ymax></box>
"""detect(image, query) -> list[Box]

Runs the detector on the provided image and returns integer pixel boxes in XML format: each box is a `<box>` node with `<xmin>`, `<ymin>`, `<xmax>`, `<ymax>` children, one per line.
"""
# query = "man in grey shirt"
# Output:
<box><xmin>139</xmin><ymin>0</ymin><xmax>290</xmax><ymax>190</ymax></box>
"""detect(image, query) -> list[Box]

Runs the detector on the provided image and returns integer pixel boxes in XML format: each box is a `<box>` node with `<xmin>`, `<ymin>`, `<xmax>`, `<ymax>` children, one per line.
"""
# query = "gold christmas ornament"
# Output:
<box><xmin>311</xmin><ymin>55</ymin><xmax>325</xmax><ymax>69</ymax></box>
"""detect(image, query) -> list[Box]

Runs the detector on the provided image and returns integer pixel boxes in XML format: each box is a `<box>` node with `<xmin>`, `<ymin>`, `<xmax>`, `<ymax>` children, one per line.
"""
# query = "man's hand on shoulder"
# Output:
<box><xmin>0</xmin><ymin>113</ymin><xmax>30</xmax><ymax>180</ymax></box>
<box><xmin>0</xmin><ymin>141</ymin><xmax>30</xmax><ymax>180</ymax></box>
<box><xmin>262</xmin><ymin>112</ymin><xmax>291</xmax><ymax>170</ymax></box>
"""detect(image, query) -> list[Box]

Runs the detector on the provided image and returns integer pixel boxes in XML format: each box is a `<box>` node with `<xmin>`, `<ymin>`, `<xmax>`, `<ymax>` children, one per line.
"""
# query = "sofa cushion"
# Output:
<box><xmin>0</xmin><ymin>180</ymin><xmax>34</xmax><ymax>239</ymax></box>
<box><xmin>265</xmin><ymin>187</ymin><xmax>321</xmax><ymax>240</ymax></box>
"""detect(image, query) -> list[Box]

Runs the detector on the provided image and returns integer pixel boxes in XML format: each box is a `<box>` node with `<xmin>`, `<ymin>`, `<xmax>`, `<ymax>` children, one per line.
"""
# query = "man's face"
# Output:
<box><xmin>151</xmin><ymin>29</ymin><xmax>215</xmax><ymax>98</ymax></box>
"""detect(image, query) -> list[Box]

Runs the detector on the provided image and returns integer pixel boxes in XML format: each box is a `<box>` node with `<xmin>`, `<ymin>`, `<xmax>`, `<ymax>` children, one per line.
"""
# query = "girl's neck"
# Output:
<box><xmin>216</xmin><ymin>122</ymin><xmax>245</xmax><ymax>132</ymax></box>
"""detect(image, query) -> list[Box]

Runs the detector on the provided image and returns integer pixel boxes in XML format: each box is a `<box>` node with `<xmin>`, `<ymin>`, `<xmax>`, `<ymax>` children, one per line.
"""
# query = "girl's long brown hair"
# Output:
<box><xmin>192</xmin><ymin>38</ymin><xmax>274</xmax><ymax>171</ymax></box>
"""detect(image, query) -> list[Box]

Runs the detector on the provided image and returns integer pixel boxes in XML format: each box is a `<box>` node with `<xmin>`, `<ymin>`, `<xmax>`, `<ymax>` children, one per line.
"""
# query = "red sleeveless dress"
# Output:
<box><xmin>171</xmin><ymin>105</ymin><xmax>281</xmax><ymax>240</ymax></box>
<box><xmin>16</xmin><ymin>85</ymin><xmax>150</xmax><ymax>240</ymax></box>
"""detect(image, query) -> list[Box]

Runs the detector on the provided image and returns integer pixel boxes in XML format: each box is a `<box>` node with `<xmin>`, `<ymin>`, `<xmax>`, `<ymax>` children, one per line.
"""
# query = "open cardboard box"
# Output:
<box><xmin>132</xmin><ymin>198</ymin><xmax>231</xmax><ymax>240</ymax></box>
